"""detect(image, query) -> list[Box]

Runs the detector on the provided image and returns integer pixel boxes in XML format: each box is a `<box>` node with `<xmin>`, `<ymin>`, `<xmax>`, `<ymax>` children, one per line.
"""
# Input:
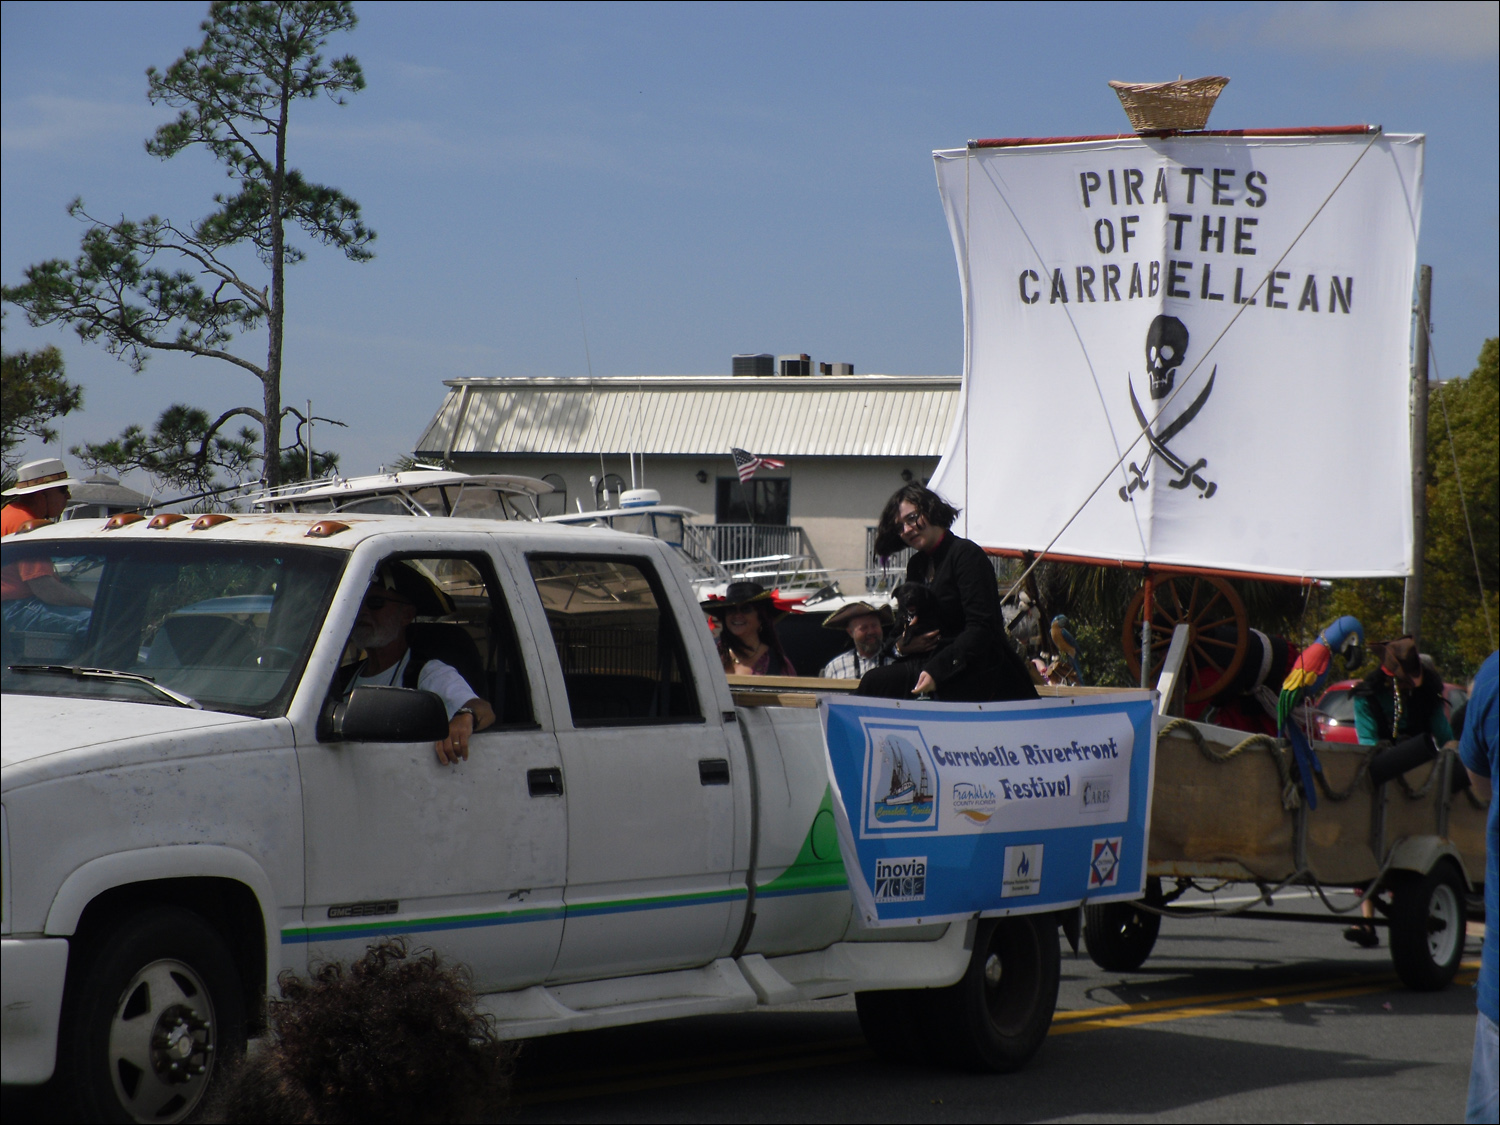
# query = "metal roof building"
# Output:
<box><xmin>412</xmin><ymin>374</ymin><xmax>961</xmax><ymax>581</ymax></box>
<box><xmin>414</xmin><ymin>375</ymin><xmax>960</xmax><ymax>462</ymax></box>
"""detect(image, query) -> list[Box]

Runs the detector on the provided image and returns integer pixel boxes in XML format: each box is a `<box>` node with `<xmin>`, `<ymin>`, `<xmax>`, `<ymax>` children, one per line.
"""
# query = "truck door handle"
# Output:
<box><xmin>698</xmin><ymin>758</ymin><xmax>730</xmax><ymax>785</ymax></box>
<box><xmin>527</xmin><ymin>767</ymin><xmax>563</xmax><ymax>797</ymax></box>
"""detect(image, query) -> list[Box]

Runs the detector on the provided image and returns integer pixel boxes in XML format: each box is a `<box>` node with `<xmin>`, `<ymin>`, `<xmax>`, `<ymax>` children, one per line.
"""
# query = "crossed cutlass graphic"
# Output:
<box><xmin>1120</xmin><ymin>315</ymin><xmax>1218</xmax><ymax>501</ymax></box>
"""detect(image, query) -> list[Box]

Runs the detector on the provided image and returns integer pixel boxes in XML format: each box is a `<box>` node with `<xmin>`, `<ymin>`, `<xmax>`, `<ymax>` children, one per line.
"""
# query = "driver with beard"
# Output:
<box><xmin>339</xmin><ymin>562</ymin><xmax>496</xmax><ymax>765</ymax></box>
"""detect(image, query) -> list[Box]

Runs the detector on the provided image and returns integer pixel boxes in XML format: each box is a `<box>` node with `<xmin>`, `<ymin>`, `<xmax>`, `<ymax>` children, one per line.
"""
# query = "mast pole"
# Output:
<box><xmin>1402</xmin><ymin>264</ymin><xmax>1431</xmax><ymax>647</ymax></box>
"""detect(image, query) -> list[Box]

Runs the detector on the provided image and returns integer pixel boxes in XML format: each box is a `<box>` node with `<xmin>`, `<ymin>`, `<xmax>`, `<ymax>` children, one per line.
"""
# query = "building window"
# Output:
<box><xmin>716</xmin><ymin>477</ymin><xmax>790</xmax><ymax>525</ymax></box>
<box><xmin>539</xmin><ymin>473</ymin><xmax>567</xmax><ymax>517</ymax></box>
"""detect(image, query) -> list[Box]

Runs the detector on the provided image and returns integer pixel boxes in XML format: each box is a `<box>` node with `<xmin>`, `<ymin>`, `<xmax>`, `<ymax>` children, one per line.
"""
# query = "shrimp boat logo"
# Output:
<box><xmin>867</xmin><ymin>730</ymin><xmax>936</xmax><ymax>827</ymax></box>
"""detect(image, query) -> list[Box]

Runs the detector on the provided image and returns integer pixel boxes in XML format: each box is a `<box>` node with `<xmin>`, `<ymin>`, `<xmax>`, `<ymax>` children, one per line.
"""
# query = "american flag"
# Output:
<box><xmin>731</xmin><ymin>447</ymin><xmax>785</xmax><ymax>483</ymax></box>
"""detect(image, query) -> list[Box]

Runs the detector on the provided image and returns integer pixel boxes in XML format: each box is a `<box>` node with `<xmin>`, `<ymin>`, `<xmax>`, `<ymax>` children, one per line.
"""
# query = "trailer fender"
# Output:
<box><xmin>1385</xmin><ymin>837</ymin><xmax>1470</xmax><ymax>889</ymax></box>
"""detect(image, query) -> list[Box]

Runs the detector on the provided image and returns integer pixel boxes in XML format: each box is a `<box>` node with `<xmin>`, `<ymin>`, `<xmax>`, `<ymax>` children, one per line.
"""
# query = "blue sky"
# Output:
<box><xmin>3</xmin><ymin>1</ymin><xmax>1496</xmax><ymax>477</ymax></box>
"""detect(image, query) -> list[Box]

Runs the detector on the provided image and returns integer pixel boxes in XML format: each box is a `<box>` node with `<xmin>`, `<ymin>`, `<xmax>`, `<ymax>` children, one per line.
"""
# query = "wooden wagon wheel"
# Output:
<box><xmin>1121</xmin><ymin>573</ymin><xmax>1248</xmax><ymax>704</ymax></box>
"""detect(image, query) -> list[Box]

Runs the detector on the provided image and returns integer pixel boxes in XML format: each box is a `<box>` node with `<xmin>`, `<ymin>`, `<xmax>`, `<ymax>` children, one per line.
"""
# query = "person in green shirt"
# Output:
<box><xmin>1352</xmin><ymin>636</ymin><xmax>1453</xmax><ymax>746</ymax></box>
<box><xmin>1344</xmin><ymin>636</ymin><xmax>1453</xmax><ymax>947</ymax></box>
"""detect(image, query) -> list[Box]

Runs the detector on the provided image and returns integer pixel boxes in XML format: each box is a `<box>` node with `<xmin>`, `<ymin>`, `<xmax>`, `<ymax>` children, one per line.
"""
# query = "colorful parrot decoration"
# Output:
<box><xmin>1050</xmin><ymin>615</ymin><xmax>1085</xmax><ymax>685</ymax></box>
<box><xmin>1276</xmin><ymin>615</ymin><xmax>1365</xmax><ymax>809</ymax></box>
<box><xmin>1277</xmin><ymin>615</ymin><xmax>1365</xmax><ymax>732</ymax></box>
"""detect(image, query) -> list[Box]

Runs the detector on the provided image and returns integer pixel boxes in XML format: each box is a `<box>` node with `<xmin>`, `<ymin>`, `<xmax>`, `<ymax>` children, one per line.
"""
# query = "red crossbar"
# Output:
<box><xmin>982</xmin><ymin>546</ymin><xmax>1318</xmax><ymax>587</ymax></box>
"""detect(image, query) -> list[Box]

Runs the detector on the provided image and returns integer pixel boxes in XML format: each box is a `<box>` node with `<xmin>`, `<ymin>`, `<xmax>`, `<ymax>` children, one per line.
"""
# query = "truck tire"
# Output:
<box><xmin>59</xmin><ymin>906</ymin><xmax>247</xmax><ymax>1123</ymax></box>
<box><xmin>1083</xmin><ymin>878</ymin><xmax>1162</xmax><ymax>972</ymax></box>
<box><xmin>1388</xmin><ymin>863</ymin><xmax>1466</xmax><ymax>991</ymax></box>
<box><xmin>923</xmin><ymin>915</ymin><xmax>1061</xmax><ymax>1073</ymax></box>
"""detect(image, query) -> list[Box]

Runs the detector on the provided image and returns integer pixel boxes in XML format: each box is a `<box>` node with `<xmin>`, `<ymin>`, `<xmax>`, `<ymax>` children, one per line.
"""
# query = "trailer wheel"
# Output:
<box><xmin>59</xmin><ymin>906</ymin><xmax>246</xmax><ymax>1123</ymax></box>
<box><xmin>1388</xmin><ymin>863</ymin><xmax>1466</xmax><ymax>991</ymax></box>
<box><xmin>920</xmin><ymin>915</ymin><xmax>1061</xmax><ymax>1073</ymax></box>
<box><xmin>1084</xmin><ymin>878</ymin><xmax>1162</xmax><ymax>972</ymax></box>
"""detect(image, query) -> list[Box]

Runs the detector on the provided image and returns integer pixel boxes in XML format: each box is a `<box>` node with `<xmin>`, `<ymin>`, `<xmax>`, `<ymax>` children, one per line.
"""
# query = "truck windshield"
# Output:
<box><xmin>1</xmin><ymin>539</ymin><xmax>344</xmax><ymax>717</ymax></box>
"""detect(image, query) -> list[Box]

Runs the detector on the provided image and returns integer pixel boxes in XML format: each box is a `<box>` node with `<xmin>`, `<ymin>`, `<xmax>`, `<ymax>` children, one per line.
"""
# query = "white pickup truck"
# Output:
<box><xmin>2</xmin><ymin>514</ymin><xmax>1063</xmax><ymax>1122</ymax></box>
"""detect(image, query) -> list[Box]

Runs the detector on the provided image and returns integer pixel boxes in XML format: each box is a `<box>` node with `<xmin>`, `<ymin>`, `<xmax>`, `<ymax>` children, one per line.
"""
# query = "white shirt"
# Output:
<box><xmin>351</xmin><ymin>650</ymin><xmax>478</xmax><ymax>719</ymax></box>
<box><xmin>820</xmin><ymin>647</ymin><xmax>895</xmax><ymax>681</ymax></box>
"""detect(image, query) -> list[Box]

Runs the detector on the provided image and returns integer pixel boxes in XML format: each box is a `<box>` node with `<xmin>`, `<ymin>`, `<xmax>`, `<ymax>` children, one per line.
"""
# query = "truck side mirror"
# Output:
<box><xmin>320</xmin><ymin>685</ymin><xmax>450</xmax><ymax>743</ymax></box>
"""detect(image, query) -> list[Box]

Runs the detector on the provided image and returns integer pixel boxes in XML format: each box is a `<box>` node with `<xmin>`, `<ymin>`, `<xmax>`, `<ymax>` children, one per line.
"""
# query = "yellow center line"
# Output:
<box><xmin>1053</xmin><ymin>971</ymin><xmax>1477</xmax><ymax>1035</ymax></box>
<box><xmin>1054</xmin><ymin>959</ymin><xmax>1480</xmax><ymax>1023</ymax></box>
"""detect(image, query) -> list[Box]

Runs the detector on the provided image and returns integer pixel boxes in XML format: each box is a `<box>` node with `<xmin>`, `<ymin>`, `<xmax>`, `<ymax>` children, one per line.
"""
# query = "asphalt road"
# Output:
<box><xmin>509</xmin><ymin>891</ymin><xmax>1485</xmax><ymax>1124</ymax></box>
<box><xmin>3</xmin><ymin>892</ymin><xmax>1482</xmax><ymax>1122</ymax></box>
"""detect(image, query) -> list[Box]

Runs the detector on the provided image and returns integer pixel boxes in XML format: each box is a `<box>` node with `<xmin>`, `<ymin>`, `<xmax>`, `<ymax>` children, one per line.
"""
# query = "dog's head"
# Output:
<box><xmin>891</xmin><ymin>582</ymin><xmax>938</xmax><ymax>645</ymax></box>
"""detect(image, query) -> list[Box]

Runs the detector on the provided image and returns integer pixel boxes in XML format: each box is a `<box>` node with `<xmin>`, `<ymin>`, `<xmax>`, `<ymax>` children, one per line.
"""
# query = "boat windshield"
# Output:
<box><xmin>446</xmin><ymin>485</ymin><xmax>538</xmax><ymax>521</ymax></box>
<box><xmin>1</xmin><ymin>539</ymin><xmax>344</xmax><ymax>717</ymax></box>
<box><xmin>602</xmin><ymin>511</ymin><xmax>686</xmax><ymax>545</ymax></box>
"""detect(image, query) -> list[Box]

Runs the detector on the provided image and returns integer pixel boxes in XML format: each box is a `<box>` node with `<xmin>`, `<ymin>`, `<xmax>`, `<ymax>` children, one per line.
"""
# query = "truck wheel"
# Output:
<box><xmin>1084</xmin><ymin>878</ymin><xmax>1162</xmax><ymax>972</ymax></box>
<box><xmin>1388</xmin><ymin>864</ymin><xmax>1466</xmax><ymax>991</ymax></box>
<box><xmin>60</xmin><ymin>906</ymin><xmax>246</xmax><ymax>1123</ymax></box>
<box><xmin>923</xmin><ymin>915</ymin><xmax>1061</xmax><ymax>1073</ymax></box>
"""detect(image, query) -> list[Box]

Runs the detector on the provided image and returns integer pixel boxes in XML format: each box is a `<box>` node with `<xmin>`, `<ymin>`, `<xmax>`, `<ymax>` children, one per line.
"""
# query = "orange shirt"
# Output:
<box><xmin>1</xmin><ymin>498</ymin><xmax>55</xmax><ymax>600</ymax></box>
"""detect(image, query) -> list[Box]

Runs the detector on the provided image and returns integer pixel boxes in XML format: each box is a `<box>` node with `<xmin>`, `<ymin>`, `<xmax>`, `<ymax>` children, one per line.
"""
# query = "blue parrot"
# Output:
<box><xmin>1050</xmin><ymin>615</ymin><xmax>1085</xmax><ymax>685</ymax></box>
<box><xmin>1276</xmin><ymin>615</ymin><xmax>1365</xmax><ymax>810</ymax></box>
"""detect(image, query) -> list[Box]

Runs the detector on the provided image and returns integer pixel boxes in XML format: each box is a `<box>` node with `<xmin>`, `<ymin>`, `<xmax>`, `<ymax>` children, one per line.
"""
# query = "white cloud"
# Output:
<box><xmin>0</xmin><ymin>94</ymin><xmax>164</xmax><ymax>153</ymax></box>
<box><xmin>1203</xmin><ymin>1</ymin><xmax>1498</xmax><ymax>60</ymax></box>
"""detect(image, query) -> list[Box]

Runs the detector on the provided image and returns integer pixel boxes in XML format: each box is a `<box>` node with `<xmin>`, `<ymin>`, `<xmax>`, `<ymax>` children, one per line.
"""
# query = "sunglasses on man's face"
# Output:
<box><xmin>363</xmin><ymin>593</ymin><xmax>411</xmax><ymax>612</ymax></box>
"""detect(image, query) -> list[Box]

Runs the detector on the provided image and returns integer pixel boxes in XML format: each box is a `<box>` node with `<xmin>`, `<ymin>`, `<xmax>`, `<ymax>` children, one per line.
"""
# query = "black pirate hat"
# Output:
<box><xmin>368</xmin><ymin>560</ymin><xmax>453</xmax><ymax>618</ymax></box>
<box><xmin>700</xmin><ymin>580</ymin><xmax>780</xmax><ymax>617</ymax></box>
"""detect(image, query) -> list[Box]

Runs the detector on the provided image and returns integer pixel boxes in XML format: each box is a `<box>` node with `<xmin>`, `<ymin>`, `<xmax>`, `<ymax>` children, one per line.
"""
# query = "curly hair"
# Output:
<box><xmin>214</xmin><ymin>939</ymin><xmax>515</xmax><ymax>1124</ymax></box>
<box><xmin>873</xmin><ymin>483</ymin><xmax>961</xmax><ymax>557</ymax></box>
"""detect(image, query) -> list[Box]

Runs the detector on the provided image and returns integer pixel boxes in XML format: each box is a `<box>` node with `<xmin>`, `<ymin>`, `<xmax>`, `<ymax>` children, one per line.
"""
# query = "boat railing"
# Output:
<box><xmin>251</xmin><ymin>475</ymin><xmax>347</xmax><ymax>504</ymax></box>
<box><xmin>861</xmin><ymin>527</ymin><xmax>1012</xmax><ymax>592</ymax></box>
<box><xmin>685</xmin><ymin>524</ymin><xmax>826</xmax><ymax>571</ymax></box>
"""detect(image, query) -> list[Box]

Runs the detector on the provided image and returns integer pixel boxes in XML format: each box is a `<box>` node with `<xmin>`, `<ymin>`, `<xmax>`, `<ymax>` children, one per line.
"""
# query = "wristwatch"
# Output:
<box><xmin>454</xmin><ymin>707</ymin><xmax>475</xmax><ymax>721</ymax></box>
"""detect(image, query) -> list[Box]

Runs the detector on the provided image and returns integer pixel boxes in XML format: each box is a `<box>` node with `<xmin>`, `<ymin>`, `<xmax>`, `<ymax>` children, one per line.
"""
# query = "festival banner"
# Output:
<box><xmin>929</xmin><ymin>131</ymin><xmax>1423</xmax><ymax>578</ymax></box>
<box><xmin>821</xmin><ymin>692</ymin><xmax>1157</xmax><ymax>926</ymax></box>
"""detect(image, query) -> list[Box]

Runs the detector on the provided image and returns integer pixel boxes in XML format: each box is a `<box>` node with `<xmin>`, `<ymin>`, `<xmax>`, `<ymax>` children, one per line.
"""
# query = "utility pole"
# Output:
<box><xmin>1402</xmin><ymin>264</ymin><xmax>1431</xmax><ymax>647</ymax></box>
<box><xmin>306</xmin><ymin>399</ymin><xmax>314</xmax><ymax>481</ymax></box>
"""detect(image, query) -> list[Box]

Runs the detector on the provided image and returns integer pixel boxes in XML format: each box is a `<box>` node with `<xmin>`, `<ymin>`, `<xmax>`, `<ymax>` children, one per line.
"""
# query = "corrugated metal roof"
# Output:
<box><xmin>414</xmin><ymin>376</ymin><xmax>960</xmax><ymax>459</ymax></box>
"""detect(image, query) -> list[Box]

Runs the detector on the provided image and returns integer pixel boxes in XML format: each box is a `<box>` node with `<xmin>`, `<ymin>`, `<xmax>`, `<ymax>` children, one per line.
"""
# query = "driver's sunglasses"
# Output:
<box><xmin>899</xmin><ymin>512</ymin><xmax>926</xmax><ymax>530</ymax></box>
<box><xmin>364</xmin><ymin>593</ymin><xmax>411</xmax><ymax>611</ymax></box>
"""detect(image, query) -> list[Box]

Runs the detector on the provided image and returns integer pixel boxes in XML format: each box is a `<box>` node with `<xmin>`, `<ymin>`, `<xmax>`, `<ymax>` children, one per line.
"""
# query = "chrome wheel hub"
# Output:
<box><xmin>108</xmin><ymin>960</ymin><xmax>216</xmax><ymax>1123</ymax></box>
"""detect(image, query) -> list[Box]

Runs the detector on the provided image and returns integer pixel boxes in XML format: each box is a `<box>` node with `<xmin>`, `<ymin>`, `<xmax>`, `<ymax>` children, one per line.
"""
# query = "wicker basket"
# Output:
<box><xmin>1109</xmin><ymin>76</ymin><xmax>1229</xmax><ymax>133</ymax></box>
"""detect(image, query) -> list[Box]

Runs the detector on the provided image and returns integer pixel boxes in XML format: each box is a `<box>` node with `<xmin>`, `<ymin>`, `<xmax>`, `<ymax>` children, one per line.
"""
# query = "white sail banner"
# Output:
<box><xmin>930</xmin><ymin>132</ymin><xmax>1423</xmax><ymax>578</ymax></box>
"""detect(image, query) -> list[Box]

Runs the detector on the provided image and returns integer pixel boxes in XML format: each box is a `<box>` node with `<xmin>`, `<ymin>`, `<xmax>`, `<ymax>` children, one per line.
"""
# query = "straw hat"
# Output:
<box><xmin>3</xmin><ymin>457</ymin><xmax>81</xmax><ymax>498</ymax></box>
<box><xmin>821</xmin><ymin>600</ymin><xmax>894</xmax><ymax>631</ymax></box>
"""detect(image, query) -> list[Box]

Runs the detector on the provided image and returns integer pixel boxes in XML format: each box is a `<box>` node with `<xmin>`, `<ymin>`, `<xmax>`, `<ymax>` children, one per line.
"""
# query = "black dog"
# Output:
<box><xmin>891</xmin><ymin>582</ymin><xmax>940</xmax><ymax>654</ymax></box>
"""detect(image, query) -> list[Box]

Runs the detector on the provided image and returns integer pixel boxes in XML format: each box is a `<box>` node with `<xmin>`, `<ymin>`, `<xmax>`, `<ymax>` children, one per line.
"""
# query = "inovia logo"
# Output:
<box><xmin>1080</xmin><ymin>775</ymin><xmax>1113</xmax><ymax>812</ymax></box>
<box><xmin>873</xmin><ymin>856</ymin><xmax>927</xmax><ymax>903</ymax></box>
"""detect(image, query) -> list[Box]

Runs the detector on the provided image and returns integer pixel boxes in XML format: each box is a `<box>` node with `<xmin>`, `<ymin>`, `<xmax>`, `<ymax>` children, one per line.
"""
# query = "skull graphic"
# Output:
<box><xmin>1145</xmin><ymin>315</ymin><xmax>1189</xmax><ymax>400</ymax></box>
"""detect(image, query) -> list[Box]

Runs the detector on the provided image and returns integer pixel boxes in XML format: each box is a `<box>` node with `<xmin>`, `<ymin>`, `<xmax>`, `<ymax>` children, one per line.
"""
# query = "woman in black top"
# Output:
<box><xmin>858</xmin><ymin>484</ymin><xmax>1037</xmax><ymax>703</ymax></box>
